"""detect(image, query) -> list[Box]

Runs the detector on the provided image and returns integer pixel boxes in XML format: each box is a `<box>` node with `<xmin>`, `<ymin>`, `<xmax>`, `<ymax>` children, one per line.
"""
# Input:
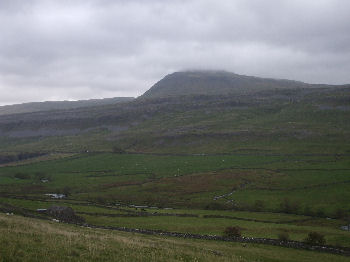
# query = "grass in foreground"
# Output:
<box><xmin>2</xmin><ymin>197</ymin><xmax>349</xmax><ymax>247</ymax></box>
<box><xmin>0</xmin><ymin>213</ymin><xmax>349</xmax><ymax>262</ymax></box>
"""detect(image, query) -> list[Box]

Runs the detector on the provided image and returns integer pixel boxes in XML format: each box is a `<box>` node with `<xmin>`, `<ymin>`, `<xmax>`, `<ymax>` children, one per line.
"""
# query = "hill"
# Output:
<box><xmin>0</xmin><ymin>97</ymin><xmax>134</xmax><ymax>116</ymax></box>
<box><xmin>141</xmin><ymin>70</ymin><xmax>330</xmax><ymax>98</ymax></box>
<box><xmin>0</xmin><ymin>71</ymin><xmax>348</xmax><ymax>154</ymax></box>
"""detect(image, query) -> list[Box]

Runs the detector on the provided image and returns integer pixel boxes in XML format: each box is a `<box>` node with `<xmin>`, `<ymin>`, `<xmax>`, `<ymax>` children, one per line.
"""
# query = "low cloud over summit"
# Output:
<box><xmin>0</xmin><ymin>0</ymin><xmax>349</xmax><ymax>105</ymax></box>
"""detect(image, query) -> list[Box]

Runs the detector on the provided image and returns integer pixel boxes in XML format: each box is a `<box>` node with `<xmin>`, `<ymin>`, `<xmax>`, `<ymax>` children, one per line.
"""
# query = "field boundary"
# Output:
<box><xmin>79</xmin><ymin>223</ymin><xmax>350</xmax><ymax>256</ymax></box>
<box><xmin>1</xmin><ymin>206</ymin><xmax>349</xmax><ymax>257</ymax></box>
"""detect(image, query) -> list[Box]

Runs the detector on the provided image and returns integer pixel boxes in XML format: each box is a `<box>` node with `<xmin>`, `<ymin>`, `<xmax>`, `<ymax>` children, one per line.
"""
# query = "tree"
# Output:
<box><xmin>280</xmin><ymin>197</ymin><xmax>299</xmax><ymax>214</ymax></box>
<box><xmin>278</xmin><ymin>232</ymin><xmax>290</xmax><ymax>242</ymax></box>
<box><xmin>34</xmin><ymin>172</ymin><xmax>46</xmax><ymax>180</ymax></box>
<box><xmin>14</xmin><ymin>172</ymin><xmax>30</xmax><ymax>179</ymax></box>
<box><xmin>253</xmin><ymin>200</ymin><xmax>265</xmax><ymax>211</ymax></box>
<box><xmin>316</xmin><ymin>208</ymin><xmax>326</xmax><ymax>217</ymax></box>
<box><xmin>223</xmin><ymin>226</ymin><xmax>242</xmax><ymax>238</ymax></box>
<box><xmin>305</xmin><ymin>232</ymin><xmax>326</xmax><ymax>245</ymax></box>
<box><xmin>62</xmin><ymin>186</ymin><xmax>71</xmax><ymax>197</ymax></box>
<box><xmin>112</xmin><ymin>146</ymin><xmax>125</xmax><ymax>154</ymax></box>
<box><xmin>303</xmin><ymin>205</ymin><xmax>314</xmax><ymax>216</ymax></box>
<box><xmin>334</xmin><ymin>208</ymin><xmax>347</xmax><ymax>219</ymax></box>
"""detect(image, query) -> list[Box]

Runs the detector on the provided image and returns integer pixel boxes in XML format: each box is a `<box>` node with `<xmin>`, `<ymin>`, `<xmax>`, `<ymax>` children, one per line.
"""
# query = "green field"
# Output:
<box><xmin>1</xmin><ymin>153</ymin><xmax>349</xmax><ymax>215</ymax></box>
<box><xmin>0</xmin><ymin>151</ymin><xmax>349</xmax><ymax>257</ymax></box>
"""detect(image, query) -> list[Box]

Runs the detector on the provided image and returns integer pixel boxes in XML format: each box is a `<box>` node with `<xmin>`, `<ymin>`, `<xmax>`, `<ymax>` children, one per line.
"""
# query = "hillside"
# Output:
<box><xmin>1</xmin><ymin>214</ymin><xmax>347</xmax><ymax>262</ymax></box>
<box><xmin>141</xmin><ymin>70</ymin><xmax>329</xmax><ymax>98</ymax></box>
<box><xmin>0</xmin><ymin>97</ymin><xmax>134</xmax><ymax>116</ymax></box>
<box><xmin>0</xmin><ymin>71</ymin><xmax>348</xmax><ymax>154</ymax></box>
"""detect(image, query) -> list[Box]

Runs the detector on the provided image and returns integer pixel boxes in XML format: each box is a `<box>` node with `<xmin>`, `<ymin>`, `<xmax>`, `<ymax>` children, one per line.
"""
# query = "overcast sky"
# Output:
<box><xmin>0</xmin><ymin>0</ymin><xmax>349</xmax><ymax>105</ymax></box>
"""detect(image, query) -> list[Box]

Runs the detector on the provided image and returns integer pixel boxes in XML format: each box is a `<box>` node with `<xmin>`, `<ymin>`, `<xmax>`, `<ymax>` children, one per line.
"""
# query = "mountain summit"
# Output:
<box><xmin>142</xmin><ymin>70</ymin><xmax>310</xmax><ymax>98</ymax></box>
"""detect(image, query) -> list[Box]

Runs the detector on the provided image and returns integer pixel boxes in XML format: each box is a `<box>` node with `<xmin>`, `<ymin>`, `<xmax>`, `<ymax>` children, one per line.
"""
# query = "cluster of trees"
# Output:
<box><xmin>277</xmin><ymin>231</ymin><xmax>326</xmax><ymax>245</ymax></box>
<box><xmin>0</xmin><ymin>152</ymin><xmax>45</xmax><ymax>164</ymax></box>
<box><xmin>223</xmin><ymin>226</ymin><xmax>242</xmax><ymax>238</ymax></box>
<box><xmin>205</xmin><ymin>198</ymin><xmax>349</xmax><ymax>220</ymax></box>
<box><xmin>112</xmin><ymin>146</ymin><xmax>126</xmax><ymax>154</ymax></box>
<box><xmin>304</xmin><ymin>232</ymin><xmax>326</xmax><ymax>245</ymax></box>
<box><xmin>233</xmin><ymin>198</ymin><xmax>349</xmax><ymax>219</ymax></box>
<box><xmin>279</xmin><ymin>198</ymin><xmax>349</xmax><ymax>219</ymax></box>
<box><xmin>224</xmin><ymin>227</ymin><xmax>326</xmax><ymax>245</ymax></box>
<box><xmin>14</xmin><ymin>172</ymin><xmax>31</xmax><ymax>179</ymax></box>
<box><xmin>13</xmin><ymin>172</ymin><xmax>52</xmax><ymax>181</ymax></box>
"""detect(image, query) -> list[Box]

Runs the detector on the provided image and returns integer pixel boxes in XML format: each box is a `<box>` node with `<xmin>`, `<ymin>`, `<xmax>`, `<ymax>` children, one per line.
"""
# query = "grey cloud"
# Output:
<box><xmin>0</xmin><ymin>0</ymin><xmax>349</xmax><ymax>105</ymax></box>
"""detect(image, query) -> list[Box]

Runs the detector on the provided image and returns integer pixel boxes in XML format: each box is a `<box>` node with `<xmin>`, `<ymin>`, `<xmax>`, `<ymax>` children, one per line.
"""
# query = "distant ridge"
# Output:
<box><xmin>0</xmin><ymin>97</ymin><xmax>134</xmax><ymax>116</ymax></box>
<box><xmin>141</xmin><ymin>70</ymin><xmax>320</xmax><ymax>98</ymax></box>
<box><xmin>0</xmin><ymin>70</ymin><xmax>348</xmax><ymax>151</ymax></box>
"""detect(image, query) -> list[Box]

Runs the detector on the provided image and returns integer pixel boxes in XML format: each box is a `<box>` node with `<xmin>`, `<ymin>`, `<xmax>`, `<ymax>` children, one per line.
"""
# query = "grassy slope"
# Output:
<box><xmin>0</xmin><ymin>213</ymin><xmax>349</xmax><ymax>262</ymax></box>
<box><xmin>0</xmin><ymin>87</ymin><xmax>349</xmax><ymax>155</ymax></box>
<box><xmin>0</xmin><ymin>97</ymin><xmax>134</xmax><ymax>116</ymax></box>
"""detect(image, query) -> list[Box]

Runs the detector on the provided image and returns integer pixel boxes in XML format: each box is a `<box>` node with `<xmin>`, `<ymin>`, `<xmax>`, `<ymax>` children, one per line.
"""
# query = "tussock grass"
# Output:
<box><xmin>0</xmin><ymin>214</ymin><xmax>349</xmax><ymax>262</ymax></box>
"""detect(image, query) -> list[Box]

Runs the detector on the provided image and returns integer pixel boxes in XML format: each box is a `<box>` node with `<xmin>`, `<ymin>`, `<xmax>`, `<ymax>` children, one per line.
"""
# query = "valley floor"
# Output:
<box><xmin>1</xmin><ymin>152</ymin><xmax>350</xmax><ymax>261</ymax></box>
